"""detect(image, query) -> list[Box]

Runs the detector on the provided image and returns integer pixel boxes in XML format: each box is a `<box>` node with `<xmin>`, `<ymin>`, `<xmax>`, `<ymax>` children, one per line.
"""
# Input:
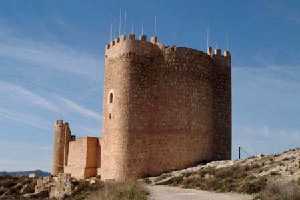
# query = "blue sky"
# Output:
<box><xmin>0</xmin><ymin>0</ymin><xmax>299</xmax><ymax>171</ymax></box>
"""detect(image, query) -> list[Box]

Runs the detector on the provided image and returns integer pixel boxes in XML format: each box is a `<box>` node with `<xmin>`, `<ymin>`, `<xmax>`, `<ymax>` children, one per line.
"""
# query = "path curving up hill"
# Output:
<box><xmin>147</xmin><ymin>185</ymin><xmax>252</xmax><ymax>200</ymax></box>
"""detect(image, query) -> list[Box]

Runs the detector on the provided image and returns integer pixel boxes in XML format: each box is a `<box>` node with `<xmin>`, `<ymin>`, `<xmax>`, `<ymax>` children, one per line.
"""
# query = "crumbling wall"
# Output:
<box><xmin>52</xmin><ymin>120</ymin><xmax>72</xmax><ymax>175</ymax></box>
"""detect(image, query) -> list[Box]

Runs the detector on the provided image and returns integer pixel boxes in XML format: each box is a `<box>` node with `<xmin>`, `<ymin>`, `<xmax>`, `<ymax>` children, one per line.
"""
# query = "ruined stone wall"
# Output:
<box><xmin>101</xmin><ymin>34</ymin><xmax>231</xmax><ymax>181</ymax></box>
<box><xmin>64</xmin><ymin>137</ymin><xmax>99</xmax><ymax>179</ymax></box>
<box><xmin>52</xmin><ymin>120</ymin><xmax>71</xmax><ymax>175</ymax></box>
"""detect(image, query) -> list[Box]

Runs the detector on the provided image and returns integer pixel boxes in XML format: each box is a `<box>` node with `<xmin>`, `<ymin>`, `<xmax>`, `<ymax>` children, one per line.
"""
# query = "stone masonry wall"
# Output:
<box><xmin>211</xmin><ymin>51</ymin><xmax>232</xmax><ymax>160</ymax></box>
<box><xmin>101</xmin><ymin>34</ymin><xmax>231</xmax><ymax>181</ymax></box>
<box><xmin>52</xmin><ymin>120</ymin><xmax>71</xmax><ymax>176</ymax></box>
<box><xmin>64</xmin><ymin>137</ymin><xmax>99</xmax><ymax>179</ymax></box>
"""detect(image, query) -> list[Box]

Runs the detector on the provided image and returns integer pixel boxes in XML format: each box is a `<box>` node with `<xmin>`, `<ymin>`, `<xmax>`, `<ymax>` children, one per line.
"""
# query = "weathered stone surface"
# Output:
<box><xmin>101</xmin><ymin>35</ymin><xmax>231</xmax><ymax>181</ymax></box>
<box><xmin>35</xmin><ymin>176</ymin><xmax>53</xmax><ymax>193</ymax></box>
<box><xmin>51</xmin><ymin>34</ymin><xmax>232</xmax><ymax>182</ymax></box>
<box><xmin>49</xmin><ymin>173</ymin><xmax>73</xmax><ymax>199</ymax></box>
<box><xmin>52</xmin><ymin>120</ymin><xmax>72</xmax><ymax>176</ymax></box>
<box><xmin>64</xmin><ymin>137</ymin><xmax>100</xmax><ymax>179</ymax></box>
<box><xmin>0</xmin><ymin>176</ymin><xmax>40</xmax><ymax>199</ymax></box>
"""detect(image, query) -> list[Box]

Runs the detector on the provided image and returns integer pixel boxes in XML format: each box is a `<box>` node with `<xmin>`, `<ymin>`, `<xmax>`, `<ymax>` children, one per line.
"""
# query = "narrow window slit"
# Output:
<box><xmin>109</xmin><ymin>93</ymin><xmax>113</xmax><ymax>103</ymax></box>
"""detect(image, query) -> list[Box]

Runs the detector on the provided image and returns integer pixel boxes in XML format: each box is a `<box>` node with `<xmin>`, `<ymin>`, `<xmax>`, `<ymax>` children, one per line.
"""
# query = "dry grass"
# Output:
<box><xmin>157</xmin><ymin>164</ymin><xmax>268</xmax><ymax>194</ymax></box>
<box><xmin>145</xmin><ymin>148</ymin><xmax>300</xmax><ymax>197</ymax></box>
<box><xmin>0</xmin><ymin>176</ymin><xmax>148</xmax><ymax>200</ymax></box>
<box><xmin>67</xmin><ymin>180</ymin><xmax>148</xmax><ymax>200</ymax></box>
<box><xmin>87</xmin><ymin>182</ymin><xmax>148</xmax><ymax>200</ymax></box>
<box><xmin>258</xmin><ymin>181</ymin><xmax>300</xmax><ymax>200</ymax></box>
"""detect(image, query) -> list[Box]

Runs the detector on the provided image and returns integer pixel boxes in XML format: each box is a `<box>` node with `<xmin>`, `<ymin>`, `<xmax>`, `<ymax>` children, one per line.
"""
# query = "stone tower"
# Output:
<box><xmin>101</xmin><ymin>34</ymin><xmax>231</xmax><ymax>181</ymax></box>
<box><xmin>52</xmin><ymin>120</ymin><xmax>72</xmax><ymax>175</ymax></box>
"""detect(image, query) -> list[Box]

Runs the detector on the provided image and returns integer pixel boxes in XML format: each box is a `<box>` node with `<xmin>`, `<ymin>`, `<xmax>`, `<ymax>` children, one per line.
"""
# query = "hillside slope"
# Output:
<box><xmin>145</xmin><ymin>148</ymin><xmax>300</xmax><ymax>196</ymax></box>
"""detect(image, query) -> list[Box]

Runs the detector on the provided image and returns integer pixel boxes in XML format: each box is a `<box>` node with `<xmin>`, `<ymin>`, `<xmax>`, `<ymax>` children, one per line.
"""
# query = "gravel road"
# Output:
<box><xmin>147</xmin><ymin>185</ymin><xmax>253</xmax><ymax>200</ymax></box>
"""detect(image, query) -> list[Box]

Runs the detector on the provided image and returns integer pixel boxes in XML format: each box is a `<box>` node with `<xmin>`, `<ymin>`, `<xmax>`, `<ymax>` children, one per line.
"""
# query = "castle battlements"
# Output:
<box><xmin>55</xmin><ymin>119</ymin><xmax>64</xmax><ymax>125</ymax></box>
<box><xmin>104</xmin><ymin>34</ymin><xmax>231</xmax><ymax>68</ymax></box>
<box><xmin>105</xmin><ymin>34</ymin><xmax>161</xmax><ymax>50</ymax></box>
<box><xmin>104</xmin><ymin>34</ymin><xmax>163</xmax><ymax>59</ymax></box>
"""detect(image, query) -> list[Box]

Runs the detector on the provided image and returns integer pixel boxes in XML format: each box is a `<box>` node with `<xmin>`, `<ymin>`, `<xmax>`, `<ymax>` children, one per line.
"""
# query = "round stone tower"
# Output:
<box><xmin>52</xmin><ymin>120</ymin><xmax>71</xmax><ymax>175</ymax></box>
<box><xmin>101</xmin><ymin>34</ymin><xmax>231</xmax><ymax>181</ymax></box>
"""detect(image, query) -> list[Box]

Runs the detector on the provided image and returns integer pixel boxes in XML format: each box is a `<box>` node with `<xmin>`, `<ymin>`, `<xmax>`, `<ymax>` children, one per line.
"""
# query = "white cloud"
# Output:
<box><xmin>0</xmin><ymin>107</ymin><xmax>50</xmax><ymax>130</ymax></box>
<box><xmin>233</xmin><ymin>65</ymin><xmax>300</xmax><ymax>113</ymax></box>
<box><xmin>233</xmin><ymin>125</ymin><xmax>300</xmax><ymax>158</ymax></box>
<box><xmin>0</xmin><ymin>80</ymin><xmax>101</xmax><ymax>131</ymax></box>
<box><xmin>0</xmin><ymin>81</ymin><xmax>55</xmax><ymax>130</ymax></box>
<box><xmin>58</xmin><ymin>96</ymin><xmax>101</xmax><ymax>121</ymax></box>
<box><xmin>0</xmin><ymin>140</ymin><xmax>51</xmax><ymax>152</ymax></box>
<box><xmin>0</xmin><ymin>33</ymin><xmax>101</xmax><ymax>80</ymax></box>
<box><xmin>0</xmin><ymin>80</ymin><xmax>59</xmax><ymax>113</ymax></box>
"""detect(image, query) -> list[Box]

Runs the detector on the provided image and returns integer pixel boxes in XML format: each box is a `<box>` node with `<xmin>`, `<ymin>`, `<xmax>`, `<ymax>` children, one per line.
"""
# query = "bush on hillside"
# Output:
<box><xmin>87</xmin><ymin>182</ymin><xmax>148</xmax><ymax>200</ymax></box>
<box><xmin>258</xmin><ymin>181</ymin><xmax>300</xmax><ymax>200</ymax></box>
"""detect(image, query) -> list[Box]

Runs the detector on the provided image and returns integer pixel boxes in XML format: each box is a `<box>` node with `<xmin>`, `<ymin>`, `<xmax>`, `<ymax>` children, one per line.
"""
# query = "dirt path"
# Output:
<box><xmin>147</xmin><ymin>185</ymin><xmax>253</xmax><ymax>200</ymax></box>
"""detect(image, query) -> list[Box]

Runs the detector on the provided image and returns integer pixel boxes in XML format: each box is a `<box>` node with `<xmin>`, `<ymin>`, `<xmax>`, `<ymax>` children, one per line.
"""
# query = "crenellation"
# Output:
<box><xmin>207</xmin><ymin>46</ymin><xmax>213</xmax><ymax>56</ymax></box>
<box><xmin>214</xmin><ymin>49</ymin><xmax>222</xmax><ymax>56</ymax></box>
<box><xmin>150</xmin><ymin>36</ymin><xmax>158</xmax><ymax>44</ymax></box>
<box><xmin>224</xmin><ymin>50</ymin><xmax>231</xmax><ymax>57</ymax></box>
<box><xmin>140</xmin><ymin>34</ymin><xmax>147</xmax><ymax>41</ymax></box>
<box><xmin>105</xmin><ymin>35</ymin><xmax>162</xmax><ymax>59</ymax></box>
<box><xmin>113</xmin><ymin>38</ymin><xmax>118</xmax><ymax>44</ymax></box>
<box><xmin>56</xmin><ymin>120</ymin><xmax>64</xmax><ymax>125</ymax></box>
<box><xmin>120</xmin><ymin>35</ymin><xmax>126</xmax><ymax>41</ymax></box>
<box><xmin>106</xmin><ymin>34</ymin><xmax>230</xmax><ymax>66</ymax></box>
<box><xmin>110</xmin><ymin>40</ymin><xmax>115</xmax><ymax>46</ymax></box>
<box><xmin>128</xmin><ymin>33</ymin><xmax>135</xmax><ymax>40</ymax></box>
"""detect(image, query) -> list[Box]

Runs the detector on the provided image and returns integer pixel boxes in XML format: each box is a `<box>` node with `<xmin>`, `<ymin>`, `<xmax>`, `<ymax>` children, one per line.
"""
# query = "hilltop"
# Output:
<box><xmin>145</xmin><ymin>148</ymin><xmax>300</xmax><ymax>199</ymax></box>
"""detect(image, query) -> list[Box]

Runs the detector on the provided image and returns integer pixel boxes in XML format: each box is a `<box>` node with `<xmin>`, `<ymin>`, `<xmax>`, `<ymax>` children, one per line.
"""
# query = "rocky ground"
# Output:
<box><xmin>144</xmin><ymin>148</ymin><xmax>300</xmax><ymax>199</ymax></box>
<box><xmin>0</xmin><ymin>176</ymin><xmax>39</xmax><ymax>199</ymax></box>
<box><xmin>0</xmin><ymin>174</ymin><xmax>148</xmax><ymax>200</ymax></box>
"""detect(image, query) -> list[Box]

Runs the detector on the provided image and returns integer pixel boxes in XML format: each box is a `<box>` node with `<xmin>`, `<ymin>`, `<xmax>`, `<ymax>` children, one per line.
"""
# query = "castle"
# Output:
<box><xmin>51</xmin><ymin>34</ymin><xmax>232</xmax><ymax>182</ymax></box>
